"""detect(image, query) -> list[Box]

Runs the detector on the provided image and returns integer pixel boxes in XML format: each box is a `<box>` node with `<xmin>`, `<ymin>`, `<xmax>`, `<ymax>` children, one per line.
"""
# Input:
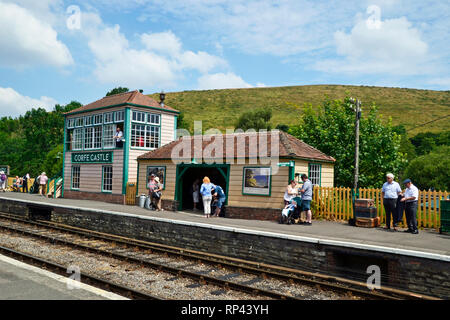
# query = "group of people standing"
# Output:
<box><xmin>193</xmin><ymin>177</ymin><xmax>226</xmax><ymax>218</ymax></box>
<box><xmin>0</xmin><ymin>171</ymin><xmax>48</xmax><ymax>196</ymax></box>
<box><xmin>283</xmin><ymin>174</ymin><xmax>313</xmax><ymax>225</ymax></box>
<box><xmin>382</xmin><ymin>173</ymin><xmax>419</xmax><ymax>234</ymax></box>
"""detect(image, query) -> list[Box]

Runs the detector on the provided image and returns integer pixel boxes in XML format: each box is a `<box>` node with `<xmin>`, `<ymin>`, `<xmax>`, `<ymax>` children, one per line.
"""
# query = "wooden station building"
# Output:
<box><xmin>136</xmin><ymin>131</ymin><xmax>335</xmax><ymax>220</ymax></box>
<box><xmin>62</xmin><ymin>90</ymin><xmax>179</xmax><ymax>204</ymax></box>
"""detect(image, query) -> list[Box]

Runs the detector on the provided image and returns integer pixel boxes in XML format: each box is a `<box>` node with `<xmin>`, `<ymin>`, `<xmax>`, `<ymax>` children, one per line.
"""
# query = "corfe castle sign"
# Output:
<box><xmin>72</xmin><ymin>152</ymin><xmax>113</xmax><ymax>164</ymax></box>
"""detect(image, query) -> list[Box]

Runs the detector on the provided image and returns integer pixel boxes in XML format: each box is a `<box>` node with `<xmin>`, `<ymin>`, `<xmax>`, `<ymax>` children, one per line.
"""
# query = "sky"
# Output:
<box><xmin>0</xmin><ymin>0</ymin><xmax>449</xmax><ymax>117</ymax></box>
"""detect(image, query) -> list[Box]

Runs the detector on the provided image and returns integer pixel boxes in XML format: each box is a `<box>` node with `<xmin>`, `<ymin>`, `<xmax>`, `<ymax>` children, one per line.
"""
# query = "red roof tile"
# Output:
<box><xmin>138</xmin><ymin>131</ymin><xmax>335</xmax><ymax>163</ymax></box>
<box><xmin>65</xmin><ymin>90</ymin><xmax>179</xmax><ymax>115</ymax></box>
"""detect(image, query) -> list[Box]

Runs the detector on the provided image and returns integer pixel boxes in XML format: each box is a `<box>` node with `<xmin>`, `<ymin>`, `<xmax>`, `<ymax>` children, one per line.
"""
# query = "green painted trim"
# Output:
<box><xmin>62</xmin><ymin>117</ymin><xmax>67</xmax><ymax>197</ymax></box>
<box><xmin>242</xmin><ymin>166</ymin><xmax>272</xmax><ymax>197</ymax></box>
<box><xmin>289</xmin><ymin>160</ymin><xmax>295</xmax><ymax>183</ymax></box>
<box><xmin>308</xmin><ymin>162</ymin><xmax>322</xmax><ymax>186</ymax></box>
<box><xmin>174</xmin><ymin>163</ymin><xmax>230</xmax><ymax>209</ymax></box>
<box><xmin>65</xmin><ymin>103</ymin><xmax>127</xmax><ymax>116</ymax></box>
<box><xmin>101</xmin><ymin>165</ymin><xmax>113</xmax><ymax>193</ymax></box>
<box><xmin>145</xmin><ymin>166</ymin><xmax>166</xmax><ymax>190</ymax></box>
<box><xmin>136</xmin><ymin>162</ymin><xmax>140</xmax><ymax>197</ymax></box>
<box><xmin>174</xmin><ymin>115</ymin><xmax>178</xmax><ymax>141</ymax></box>
<box><xmin>122</xmin><ymin>107</ymin><xmax>131</xmax><ymax>194</ymax></box>
<box><xmin>126</xmin><ymin>103</ymin><xmax>180</xmax><ymax>115</ymax></box>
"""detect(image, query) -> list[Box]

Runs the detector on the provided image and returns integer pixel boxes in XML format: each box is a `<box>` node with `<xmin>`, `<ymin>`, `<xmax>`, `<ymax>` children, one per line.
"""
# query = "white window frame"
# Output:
<box><xmin>115</xmin><ymin>111</ymin><xmax>124</xmax><ymax>123</ymax></box>
<box><xmin>71</xmin><ymin>166</ymin><xmax>80</xmax><ymax>190</ymax></box>
<box><xmin>132</xmin><ymin>111</ymin><xmax>146</xmax><ymax>123</ymax></box>
<box><xmin>67</xmin><ymin>118</ymin><xmax>75</xmax><ymax>129</ymax></box>
<box><xmin>93</xmin><ymin>126</ymin><xmax>102</xmax><ymax>149</ymax></box>
<box><xmin>75</xmin><ymin>117</ymin><xmax>83</xmax><ymax>127</ymax></box>
<box><xmin>72</xmin><ymin>128</ymin><xmax>83</xmax><ymax>151</ymax></box>
<box><xmin>93</xmin><ymin>114</ymin><xmax>103</xmax><ymax>125</ymax></box>
<box><xmin>102</xmin><ymin>166</ymin><xmax>113</xmax><ymax>193</ymax></box>
<box><xmin>104</xmin><ymin>112</ymin><xmax>114</xmax><ymax>124</ymax></box>
<box><xmin>84</xmin><ymin>115</ymin><xmax>93</xmax><ymax>126</ymax></box>
<box><xmin>103</xmin><ymin>124</ymin><xmax>116</xmax><ymax>149</ymax></box>
<box><xmin>84</xmin><ymin>127</ymin><xmax>94</xmax><ymax>150</ymax></box>
<box><xmin>131</xmin><ymin>123</ymin><xmax>160</xmax><ymax>149</ymax></box>
<box><xmin>308</xmin><ymin>163</ymin><xmax>321</xmax><ymax>186</ymax></box>
<box><xmin>148</xmin><ymin>113</ymin><xmax>161</xmax><ymax>125</ymax></box>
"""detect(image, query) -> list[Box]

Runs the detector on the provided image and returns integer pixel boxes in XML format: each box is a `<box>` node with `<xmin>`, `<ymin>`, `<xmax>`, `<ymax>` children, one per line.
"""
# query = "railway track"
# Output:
<box><xmin>0</xmin><ymin>212</ymin><xmax>438</xmax><ymax>300</ymax></box>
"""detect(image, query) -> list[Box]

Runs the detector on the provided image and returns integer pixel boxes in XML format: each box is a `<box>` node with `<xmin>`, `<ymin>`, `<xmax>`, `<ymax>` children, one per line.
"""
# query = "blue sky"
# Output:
<box><xmin>0</xmin><ymin>0</ymin><xmax>449</xmax><ymax>117</ymax></box>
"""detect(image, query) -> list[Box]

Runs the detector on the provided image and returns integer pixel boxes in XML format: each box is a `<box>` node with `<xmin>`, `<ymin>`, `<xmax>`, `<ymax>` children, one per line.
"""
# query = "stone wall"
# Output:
<box><xmin>64</xmin><ymin>190</ymin><xmax>125</xmax><ymax>205</ymax></box>
<box><xmin>0</xmin><ymin>197</ymin><xmax>448</xmax><ymax>298</ymax></box>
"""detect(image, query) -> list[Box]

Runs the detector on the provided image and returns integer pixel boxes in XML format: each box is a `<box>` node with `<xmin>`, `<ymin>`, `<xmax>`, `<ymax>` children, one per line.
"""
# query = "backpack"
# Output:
<box><xmin>0</xmin><ymin>174</ymin><xmax>6</xmax><ymax>182</ymax></box>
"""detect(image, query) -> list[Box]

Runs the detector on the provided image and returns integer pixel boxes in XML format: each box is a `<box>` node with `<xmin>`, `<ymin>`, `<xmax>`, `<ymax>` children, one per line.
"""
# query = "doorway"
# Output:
<box><xmin>175</xmin><ymin>164</ymin><xmax>230</xmax><ymax>211</ymax></box>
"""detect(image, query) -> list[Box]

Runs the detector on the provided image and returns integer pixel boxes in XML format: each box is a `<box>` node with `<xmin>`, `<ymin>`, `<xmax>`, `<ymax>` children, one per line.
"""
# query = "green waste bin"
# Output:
<box><xmin>440</xmin><ymin>200</ymin><xmax>450</xmax><ymax>234</ymax></box>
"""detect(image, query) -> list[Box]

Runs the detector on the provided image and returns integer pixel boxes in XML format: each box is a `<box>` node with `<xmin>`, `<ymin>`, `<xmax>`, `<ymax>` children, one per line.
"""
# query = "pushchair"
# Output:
<box><xmin>280</xmin><ymin>196</ymin><xmax>302</xmax><ymax>225</ymax></box>
<box><xmin>29</xmin><ymin>178</ymin><xmax>40</xmax><ymax>194</ymax></box>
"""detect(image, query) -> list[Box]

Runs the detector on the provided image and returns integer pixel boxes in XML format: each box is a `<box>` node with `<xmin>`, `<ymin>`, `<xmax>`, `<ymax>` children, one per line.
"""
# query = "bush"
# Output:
<box><xmin>403</xmin><ymin>146</ymin><xmax>450</xmax><ymax>191</ymax></box>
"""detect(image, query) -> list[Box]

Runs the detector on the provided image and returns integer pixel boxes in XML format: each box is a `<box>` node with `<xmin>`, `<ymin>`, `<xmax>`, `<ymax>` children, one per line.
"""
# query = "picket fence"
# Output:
<box><xmin>313</xmin><ymin>187</ymin><xmax>449</xmax><ymax>230</ymax></box>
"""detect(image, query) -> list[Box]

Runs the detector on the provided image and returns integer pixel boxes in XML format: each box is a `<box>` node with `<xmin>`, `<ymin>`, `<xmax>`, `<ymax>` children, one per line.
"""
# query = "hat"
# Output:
<box><xmin>403</xmin><ymin>179</ymin><xmax>412</xmax><ymax>184</ymax></box>
<box><xmin>42</xmin><ymin>172</ymin><xmax>46</xmax><ymax>175</ymax></box>
<box><xmin>154</xmin><ymin>176</ymin><xmax>160</xmax><ymax>183</ymax></box>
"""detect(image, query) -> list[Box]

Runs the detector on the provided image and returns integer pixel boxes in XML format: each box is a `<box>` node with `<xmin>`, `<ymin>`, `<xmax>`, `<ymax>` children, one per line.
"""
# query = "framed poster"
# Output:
<box><xmin>147</xmin><ymin>166</ymin><xmax>166</xmax><ymax>190</ymax></box>
<box><xmin>242</xmin><ymin>167</ymin><xmax>271</xmax><ymax>196</ymax></box>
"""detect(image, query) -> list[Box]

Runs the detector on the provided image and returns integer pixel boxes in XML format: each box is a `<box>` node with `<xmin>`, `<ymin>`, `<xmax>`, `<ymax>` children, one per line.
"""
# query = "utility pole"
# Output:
<box><xmin>350</xmin><ymin>98</ymin><xmax>362</xmax><ymax>194</ymax></box>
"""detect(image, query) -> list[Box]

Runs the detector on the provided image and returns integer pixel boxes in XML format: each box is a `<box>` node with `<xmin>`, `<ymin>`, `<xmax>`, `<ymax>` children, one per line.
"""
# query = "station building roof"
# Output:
<box><xmin>64</xmin><ymin>90</ymin><xmax>179</xmax><ymax>116</ymax></box>
<box><xmin>138</xmin><ymin>131</ymin><xmax>336</xmax><ymax>163</ymax></box>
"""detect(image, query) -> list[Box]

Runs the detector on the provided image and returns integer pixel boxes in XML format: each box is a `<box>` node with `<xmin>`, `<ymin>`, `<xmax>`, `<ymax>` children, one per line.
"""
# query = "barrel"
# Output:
<box><xmin>138</xmin><ymin>194</ymin><xmax>146</xmax><ymax>208</ymax></box>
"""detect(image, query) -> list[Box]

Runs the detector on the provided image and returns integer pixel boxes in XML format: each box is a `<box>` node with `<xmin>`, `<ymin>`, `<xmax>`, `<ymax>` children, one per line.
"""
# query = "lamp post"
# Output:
<box><xmin>159</xmin><ymin>91</ymin><xmax>166</xmax><ymax>108</ymax></box>
<box><xmin>349</xmin><ymin>98</ymin><xmax>362</xmax><ymax>194</ymax></box>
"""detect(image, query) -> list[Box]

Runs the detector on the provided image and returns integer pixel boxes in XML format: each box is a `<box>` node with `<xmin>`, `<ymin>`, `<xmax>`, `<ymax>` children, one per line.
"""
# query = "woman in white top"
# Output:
<box><xmin>284</xmin><ymin>180</ymin><xmax>298</xmax><ymax>205</ymax></box>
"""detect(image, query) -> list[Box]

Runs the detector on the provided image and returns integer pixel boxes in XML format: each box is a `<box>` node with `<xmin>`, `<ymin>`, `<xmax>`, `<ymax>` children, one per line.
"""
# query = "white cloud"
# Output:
<box><xmin>197</xmin><ymin>73</ymin><xmax>252</xmax><ymax>90</ymax></box>
<box><xmin>0</xmin><ymin>87</ymin><xmax>57</xmax><ymax>117</ymax></box>
<box><xmin>315</xmin><ymin>16</ymin><xmax>430</xmax><ymax>75</ymax></box>
<box><xmin>0</xmin><ymin>2</ymin><xmax>73</xmax><ymax>68</ymax></box>
<box><xmin>81</xmin><ymin>14</ymin><xmax>227</xmax><ymax>89</ymax></box>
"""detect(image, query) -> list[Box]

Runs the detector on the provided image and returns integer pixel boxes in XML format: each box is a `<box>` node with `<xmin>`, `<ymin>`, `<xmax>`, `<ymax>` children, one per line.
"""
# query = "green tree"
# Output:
<box><xmin>410</xmin><ymin>130</ymin><xmax>450</xmax><ymax>156</ymax></box>
<box><xmin>393</xmin><ymin>125</ymin><xmax>416</xmax><ymax>162</ymax></box>
<box><xmin>289</xmin><ymin>97</ymin><xmax>404</xmax><ymax>188</ymax></box>
<box><xmin>235</xmin><ymin>108</ymin><xmax>272</xmax><ymax>131</ymax></box>
<box><xmin>275</xmin><ymin>124</ymin><xmax>290</xmax><ymax>132</ymax></box>
<box><xmin>106</xmin><ymin>87</ymin><xmax>129</xmax><ymax>96</ymax></box>
<box><xmin>404</xmin><ymin>146</ymin><xmax>450</xmax><ymax>191</ymax></box>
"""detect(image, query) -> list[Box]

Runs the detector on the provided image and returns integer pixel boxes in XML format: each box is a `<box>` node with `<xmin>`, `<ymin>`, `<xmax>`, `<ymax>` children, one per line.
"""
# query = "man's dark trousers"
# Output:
<box><xmin>405</xmin><ymin>201</ymin><xmax>418</xmax><ymax>231</ymax></box>
<box><xmin>384</xmin><ymin>198</ymin><xmax>398</xmax><ymax>228</ymax></box>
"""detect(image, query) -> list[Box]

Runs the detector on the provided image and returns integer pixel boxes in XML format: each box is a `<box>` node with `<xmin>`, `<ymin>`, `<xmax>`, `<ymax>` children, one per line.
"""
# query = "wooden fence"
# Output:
<box><xmin>313</xmin><ymin>187</ymin><xmax>449</xmax><ymax>231</ymax></box>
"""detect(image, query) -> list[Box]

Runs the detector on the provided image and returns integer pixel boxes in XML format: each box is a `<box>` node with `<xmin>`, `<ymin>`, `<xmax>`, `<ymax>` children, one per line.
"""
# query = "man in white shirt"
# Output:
<box><xmin>114</xmin><ymin>127</ymin><xmax>123</xmax><ymax>148</ymax></box>
<box><xmin>401</xmin><ymin>179</ymin><xmax>419</xmax><ymax>234</ymax></box>
<box><xmin>381</xmin><ymin>173</ymin><xmax>402</xmax><ymax>230</ymax></box>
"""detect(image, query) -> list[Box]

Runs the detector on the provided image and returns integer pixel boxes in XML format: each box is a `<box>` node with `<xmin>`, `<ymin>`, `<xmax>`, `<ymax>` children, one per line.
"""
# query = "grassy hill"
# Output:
<box><xmin>149</xmin><ymin>85</ymin><xmax>450</xmax><ymax>136</ymax></box>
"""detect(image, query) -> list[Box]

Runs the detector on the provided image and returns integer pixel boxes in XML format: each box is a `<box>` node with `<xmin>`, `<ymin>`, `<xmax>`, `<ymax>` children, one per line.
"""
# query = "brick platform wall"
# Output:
<box><xmin>64</xmin><ymin>190</ymin><xmax>125</xmax><ymax>205</ymax></box>
<box><xmin>225</xmin><ymin>206</ymin><xmax>280</xmax><ymax>221</ymax></box>
<box><xmin>0</xmin><ymin>197</ymin><xmax>448</xmax><ymax>298</ymax></box>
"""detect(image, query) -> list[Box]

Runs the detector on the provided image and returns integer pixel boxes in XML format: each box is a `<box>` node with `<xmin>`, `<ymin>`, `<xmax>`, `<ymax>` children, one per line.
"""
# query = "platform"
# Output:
<box><xmin>0</xmin><ymin>193</ymin><xmax>448</xmax><ymax>259</ymax></box>
<box><xmin>0</xmin><ymin>253</ymin><xmax>126</xmax><ymax>300</ymax></box>
<box><xmin>1</xmin><ymin>192</ymin><xmax>449</xmax><ymax>298</ymax></box>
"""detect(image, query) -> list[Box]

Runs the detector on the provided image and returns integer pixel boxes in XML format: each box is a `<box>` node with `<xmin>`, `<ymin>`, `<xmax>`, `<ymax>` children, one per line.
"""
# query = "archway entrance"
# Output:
<box><xmin>175</xmin><ymin>164</ymin><xmax>230</xmax><ymax>211</ymax></box>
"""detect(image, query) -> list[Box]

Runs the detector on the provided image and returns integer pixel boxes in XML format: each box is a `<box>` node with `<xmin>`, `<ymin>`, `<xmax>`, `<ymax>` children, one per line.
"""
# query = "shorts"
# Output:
<box><xmin>216</xmin><ymin>198</ymin><xmax>226</xmax><ymax>208</ymax></box>
<box><xmin>193</xmin><ymin>191</ymin><xmax>199</xmax><ymax>203</ymax></box>
<box><xmin>301</xmin><ymin>200</ymin><xmax>311</xmax><ymax>211</ymax></box>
